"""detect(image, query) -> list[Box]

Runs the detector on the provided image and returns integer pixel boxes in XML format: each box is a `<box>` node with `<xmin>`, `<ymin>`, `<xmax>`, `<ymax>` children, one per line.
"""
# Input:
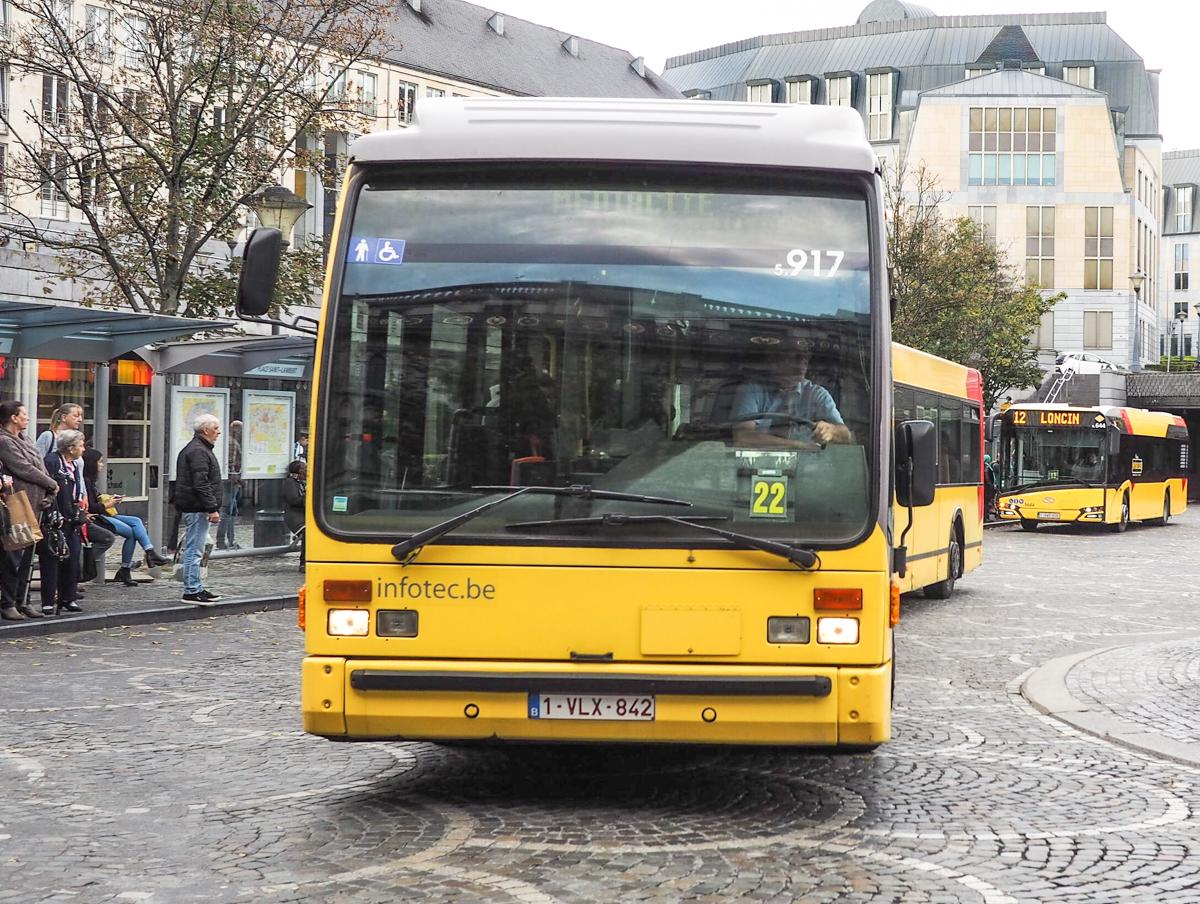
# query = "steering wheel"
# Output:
<box><xmin>736</xmin><ymin>412</ymin><xmax>824</xmax><ymax>448</ymax></box>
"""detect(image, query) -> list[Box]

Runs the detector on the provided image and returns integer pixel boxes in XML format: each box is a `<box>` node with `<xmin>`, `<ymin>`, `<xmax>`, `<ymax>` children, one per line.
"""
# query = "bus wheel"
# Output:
<box><xmin>1020</xmin><ymin>519</ymin><xmax>1039</xmax><ymax>532</ymax></box>
<box><xmin>1109</xmin><ymin>494</ymin><xmax>1130</xmax><ymax>533</ymax></box>
<box><xmin>923</xmin><ymin>529</ymin><xmax>961</xmax><ymax>599</ymax></box>
<box><xmin>1149</xmin><ymin>493</ymin><xmax>1171</xmax><ymax>526</ymax></box>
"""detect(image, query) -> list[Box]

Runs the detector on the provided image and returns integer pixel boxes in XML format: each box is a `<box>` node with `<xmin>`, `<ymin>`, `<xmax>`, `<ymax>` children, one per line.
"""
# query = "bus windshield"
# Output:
<box><xmin>320</xmin><ymin>167</ymin><xmax>876</xmax><ymax>546</ymax></box>
<box><xmin>1001</xmin><ymin>425</ymin><xmax>1106</xmax><ymax>490</ymax></box>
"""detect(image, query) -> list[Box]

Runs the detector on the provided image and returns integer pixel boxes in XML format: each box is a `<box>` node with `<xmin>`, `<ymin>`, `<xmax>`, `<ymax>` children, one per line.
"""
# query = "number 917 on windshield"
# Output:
<box><xmin>774</xmin><ymin>248</ymin><xmax>845</xmax><ymax>278</ymax></box>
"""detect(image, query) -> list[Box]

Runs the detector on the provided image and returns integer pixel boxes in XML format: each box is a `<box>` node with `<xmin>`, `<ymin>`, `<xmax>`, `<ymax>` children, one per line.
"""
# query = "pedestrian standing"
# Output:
<box><xmin>282</xmin><ymin>459</ymin><xmax>306</xmax><ymax>572</ymax></box>
<box><xmin>216</xmin><ymin>420</ymin><xmax>242</xmax><ymax>550</ymax></box>
<box><xmin>41</xmin><ymin>429</ymin><xmax>87</xmax><ymax>615</ymax></box>
<box><xmin>0</xmin><ymin>401</ymin><xmax>62</xmax><ymax>619</ymax></box>
<box><xmin>174</xmin><ymin>414</ymin><xmax>223</xmax><ymax>602</ymax></box>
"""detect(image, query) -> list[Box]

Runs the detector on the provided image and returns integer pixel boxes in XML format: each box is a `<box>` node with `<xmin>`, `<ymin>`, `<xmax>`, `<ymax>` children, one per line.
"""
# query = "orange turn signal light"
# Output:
<box><xmin>298</xmin><ymin>585</ymin><xmax>307</xmax><ymax>630</ymax></box>
<box><xmin>323</xmin><ymin>579</ymin><xmax>372</xmax><ymax>602</ymax></box>
<box><xmin>813</xmin><ymin>588</ymin><xmax>863</xmax><ymax>611</ymax></box>
<box><xmin>889</xmin><ymin>583</ymin><xmax>901</xmax><ymax>627</ymax></box>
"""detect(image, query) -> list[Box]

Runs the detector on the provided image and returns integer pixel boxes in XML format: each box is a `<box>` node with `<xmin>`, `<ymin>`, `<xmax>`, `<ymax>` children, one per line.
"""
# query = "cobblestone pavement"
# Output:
<box><xmin>2</xmin><ymin>516</ymin><xmax>1200</xmax><ymax>902</ymax></box>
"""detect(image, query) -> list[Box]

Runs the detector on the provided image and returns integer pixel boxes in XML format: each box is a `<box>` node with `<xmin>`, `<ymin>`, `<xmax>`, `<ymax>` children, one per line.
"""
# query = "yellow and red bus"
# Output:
<box><xmin>236</xmin><ymin>98</ymin><xmax>972</xmax><ymax>748</ymax></box>
<box><xmin>996</xmin><ymin>403</ymin><xmax>1189</xmax><ymax>531</ymax></box>
<box><xmin>892</xmin><ymin>345</ymin><xmax>984</xmax><ymax>598</ymax></box>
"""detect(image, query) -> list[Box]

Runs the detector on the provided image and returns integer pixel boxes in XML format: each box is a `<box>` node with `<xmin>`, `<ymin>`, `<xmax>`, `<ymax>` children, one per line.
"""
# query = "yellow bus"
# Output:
<box><xmin>892</xmin><ymin>345</ymin><xmax>984</xmax><ymax>598</ymax></box>
<box><xmin>236</xmin><ymin>97</ymin><xmax>958</xmax><ymax>748</ymax></box>
<box><xmin>996</xmin><ymin>403</ymin><xmax>1189</xmax><ymax>531</ymax></box>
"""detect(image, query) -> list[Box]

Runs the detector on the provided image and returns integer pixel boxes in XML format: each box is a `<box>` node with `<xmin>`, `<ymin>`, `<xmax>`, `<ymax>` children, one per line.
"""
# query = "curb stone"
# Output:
<box><xmin>0</xmin><ymin>594</ymin><xmax>298</xmax><ymax>639</ymax></box>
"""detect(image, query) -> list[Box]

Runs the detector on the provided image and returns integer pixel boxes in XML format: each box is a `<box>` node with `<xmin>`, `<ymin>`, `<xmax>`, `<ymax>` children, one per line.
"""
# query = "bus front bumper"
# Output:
<box><xmin>302</xmin><ymin>657</ymin><xmax>891</xmax><ymax>746</ymax></box>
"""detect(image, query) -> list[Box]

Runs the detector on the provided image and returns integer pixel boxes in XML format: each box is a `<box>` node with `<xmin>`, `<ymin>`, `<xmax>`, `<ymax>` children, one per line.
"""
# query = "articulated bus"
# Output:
<box><xmin>996</xmin><ymin>403</ymin><xmax>1189</xmax><ymax>531</ymax></box>
<box><xmin>237</xmin><ymin>98</ymin><xmax>968</xmax><ymax>748</ymax></box>
<box><xmin>893</xmin><ymin>345</ymin><xmax>984</xmax><ymax>598</ymax></box>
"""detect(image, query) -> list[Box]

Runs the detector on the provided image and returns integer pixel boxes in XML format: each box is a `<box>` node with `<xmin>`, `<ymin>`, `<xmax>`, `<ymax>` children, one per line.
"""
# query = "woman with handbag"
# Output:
<box><xmin>0</xmin><ymin>401</ymin><xmax>61</xmax><ymax>619</ymax></box>
<box><xmin>41</xmin><ymin>429</ymin><xmax>87</xmax><ymax>615</ymax></box>
<box><xmin>80</xmin><ymin>450</ymin><xmax>169</xmax><ymax>586</ymax></box>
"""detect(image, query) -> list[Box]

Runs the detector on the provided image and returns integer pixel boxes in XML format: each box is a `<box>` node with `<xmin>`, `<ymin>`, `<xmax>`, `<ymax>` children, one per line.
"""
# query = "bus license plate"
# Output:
<box><xmin>528</xmin><ymin>693</ymin><xmax>655</xmax><ymax>721</ymax></box>
<box><xmin>1037</xmin><ymin>511</ymin><xmax>1061</xmax><ymax>520</ymax></box>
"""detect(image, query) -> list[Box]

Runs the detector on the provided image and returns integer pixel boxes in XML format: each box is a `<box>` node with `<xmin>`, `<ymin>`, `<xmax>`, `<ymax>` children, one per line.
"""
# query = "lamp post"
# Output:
<box><xmin>1194</xmin><ymin>301</ymin><xmax>1200</xmax><ymax>368</ymax></box>
<box><xmin>1171</xmin><ymin>309</ymin><xmax>1187</xmax><ymax>374</ymax></box>
<box><xmin>1129</xmin><ymin>272</ymin><xmax>1145</xmax><ymax>370</ymax></box>
<box><xmin>244</xmin><ymin>184</ymin><xmax>311</xmax><ymax>249</ymax></box>
<box><xmin>242</xmin><ymin>184</ymin><xmax>312</xmax><ymax>548</ymax></box>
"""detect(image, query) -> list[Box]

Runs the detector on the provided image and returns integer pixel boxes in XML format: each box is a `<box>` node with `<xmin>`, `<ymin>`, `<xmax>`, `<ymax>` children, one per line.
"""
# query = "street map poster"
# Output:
<box><xmin>241</xmin><ymin>389</ymin><xmax>296</xmax><ymax>479</ymax></box>
<box><xmin>169</xmin><ymin>386</ymin><xmax>229</xmax><ymax>480</ymax></box>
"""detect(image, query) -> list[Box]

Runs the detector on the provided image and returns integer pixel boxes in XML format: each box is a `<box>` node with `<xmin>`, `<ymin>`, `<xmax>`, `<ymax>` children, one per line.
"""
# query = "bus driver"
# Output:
<box><xmin>730</xmin><ymin>349</ymin><xmax>852</xmax><ymax>449</ymax></box>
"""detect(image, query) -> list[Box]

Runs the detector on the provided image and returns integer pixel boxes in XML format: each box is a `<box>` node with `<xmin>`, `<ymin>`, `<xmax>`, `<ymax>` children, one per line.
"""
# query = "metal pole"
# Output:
<box><xmin>92</xmin><ymin>362</ymin><xmax>109</xmax><ymax>490</ymax></box>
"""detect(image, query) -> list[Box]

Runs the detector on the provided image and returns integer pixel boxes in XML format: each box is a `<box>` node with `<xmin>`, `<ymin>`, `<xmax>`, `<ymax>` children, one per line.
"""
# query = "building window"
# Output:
<box><xmin>1177</xmin><ymin>185</ymin><xmax>1194</xmax><ymax>232</ymax></box>
<box><xmin>1083</xmin><ymin>311</ymin><xmax>1113</xmax><ymax>349</ymax></box>
<box><xmin>42</xmin><ymin>74</ymin><xmax>70</xmax><ymax>127</ymax></box>
<box><xmin>965</xmin><ymin>66</ymin><xmax>992</xmax><ymax>79</ymax></box>
<box><xmin>125</xmin><ymin>15</ymin><xmax>149</xmax><ymax>68</ymax></box>
<box><xmin>827</xmin><ymin>75</ymin><xmax>851</xmax><ymax>107</ymax></box>
<box><xmin>107</xmin><ymin>361</ymin><xmax>152</xmax><ymax>500</ymax></box>
<box><xmin>867</xmin><ymin>72</ymin><xmax>892</xmax><ymax>140</ymax></box>
<box><xmin>968</xmin><ymin>205</ymin><xmax>996</xmax><ymax>244</ymax></box>
<box><xmin>968</xmin><ymin>107</ymin><xmax>1056</xmax><ymax>186</ymax></box>
<box><xmin>746</xmin><ymin>82</ymin><xmax>772</xmax><ymax>103</ymax></box>
<box><xmin>1025</xmin><ymin>206</ymin><xmax>1054</xmax><ymax>289</ymax></box>
<box><xmin>425</xmin><ymin>86</ymin><xmax>445</xmax><ymax>99</ymax></box>
<box><xmin>1176</xmin><ymin>244</ymin><xmax>1190</xmax><ymax>291</ymax></box>
<box><xmin>0</xmin><ymin>143</ymin><xmax>6</xmax><ymax>198</ymax></box>
<box><xmin>1084</xmin><ymin>206</ymin><xmax>1113</xmax><ymax>290</ymax></box>
<box><xmin>0</xmin><ymin>65</ymin><xmax>7</xmax><ymax>125</ymax></box>
<box><xmin>84</xmin><ymin>5</ymin><xmax>112</xmax><ymax>57</ymax></box>
<box><xmin>1063</xmin><ymin>64</ymin><xmax>1094</xmax><ymax>89</ymax></box>
<box><xmin>785</xmin><ymin>79</ymin><xmax>812</xmax><ymax>104</ymax></box>
<box><xmin>397</xmin><ymin>81</ymin><xmax>417</xmax><ymax>123</ymax></box>
<box><xmin>39</xmin><ymin>151</ymin><xmax>69</xmax><ymax>218</ymax></box>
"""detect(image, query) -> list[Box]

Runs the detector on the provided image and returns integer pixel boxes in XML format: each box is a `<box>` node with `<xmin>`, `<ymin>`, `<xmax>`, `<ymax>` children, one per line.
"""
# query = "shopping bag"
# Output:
<box><xmin>170</xmin><ymin>526</ymin><xmax>214</xmax><ymax>582</ymax></box>
<box><xmin>80</xmin><ymin>539</ymin><xmax>98</xmax><ymax>582</ymax></box>
<box><xmin>1</xmin><ymin>490</ymin><xmax>43</xmax><ymax>551</ymax></box>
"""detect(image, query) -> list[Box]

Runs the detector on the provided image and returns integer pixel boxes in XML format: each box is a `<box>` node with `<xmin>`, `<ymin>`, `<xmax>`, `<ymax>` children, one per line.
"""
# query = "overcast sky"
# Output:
<box><xmin>491</xmin><ymin>1</ymin><xmax>1200</xmax><ymax>152</ymax></box>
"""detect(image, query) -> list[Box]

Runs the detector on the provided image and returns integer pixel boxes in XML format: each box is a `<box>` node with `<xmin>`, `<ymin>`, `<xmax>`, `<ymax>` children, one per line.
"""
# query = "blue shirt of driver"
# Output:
<box><xmin>730</xmin><ymin>380</ymin><xmax>844</xmax><ymax>443</ymax></box>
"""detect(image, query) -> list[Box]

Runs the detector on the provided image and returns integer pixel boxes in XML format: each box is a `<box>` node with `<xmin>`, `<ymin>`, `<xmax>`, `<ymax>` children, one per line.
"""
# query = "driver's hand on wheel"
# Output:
<box><xmin>811</xmin><ymin>421</ymin><xmax>838</xmax><ymax>445</ymax></box>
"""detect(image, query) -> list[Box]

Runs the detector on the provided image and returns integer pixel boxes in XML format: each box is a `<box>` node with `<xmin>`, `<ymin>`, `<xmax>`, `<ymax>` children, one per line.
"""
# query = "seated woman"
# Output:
<box><xmin>81</xmin><ymin>449</ymin><xmax>170</xmax><ymax>586</ymax></box>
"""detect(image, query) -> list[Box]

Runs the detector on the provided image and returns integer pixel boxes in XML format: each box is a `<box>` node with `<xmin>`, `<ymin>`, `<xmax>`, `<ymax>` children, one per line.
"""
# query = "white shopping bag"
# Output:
<box><xmin>171</xmin><ymin>526</ymin><xmax>215</xmax><ymax>582</ymax></box>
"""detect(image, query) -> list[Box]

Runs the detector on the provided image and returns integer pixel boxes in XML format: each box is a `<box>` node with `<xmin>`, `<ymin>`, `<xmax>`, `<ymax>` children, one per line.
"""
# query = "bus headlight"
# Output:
<box><xmin>767</xmin><ymin>616</ymin><xmax>810</xmax><ymax>643</ymax></box>
<box><xmin>817</xmin><ymin>617</ymin><xmax>859</xmax><ymax>645</ymax></box>
<box><xmin>328</xmin><ymin>609</ymin><xmax>370</xmax><ymax>636</ymax></box>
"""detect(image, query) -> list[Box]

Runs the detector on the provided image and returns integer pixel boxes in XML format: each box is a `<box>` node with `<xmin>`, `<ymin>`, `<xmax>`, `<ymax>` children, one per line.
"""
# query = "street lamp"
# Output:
<box><xmin>242</xmin><ymin>184</ymin><xmax>312</xmax><ymax>547</ymax></box>
<box><xmin>1171</xmin><ymin>309</ymin><xmax>1187</xmax><ymax>374</ymax></box>
<box><xmin>244</xmin><ymin>184</ymin><xmax>312</xmax><ymax>249</ymax></box>
<box><xmin>1193</xmin><ymin>301</ymin><xmax>1200</xmax><ymax>368</ymax></box>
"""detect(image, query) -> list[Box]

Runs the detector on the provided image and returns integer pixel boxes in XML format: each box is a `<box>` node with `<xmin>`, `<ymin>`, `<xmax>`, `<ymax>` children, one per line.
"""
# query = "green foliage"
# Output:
<box><xmin>884</xmin><ymin>161</ymin><xmax>1063</xmax><ymax>410</ymax></box>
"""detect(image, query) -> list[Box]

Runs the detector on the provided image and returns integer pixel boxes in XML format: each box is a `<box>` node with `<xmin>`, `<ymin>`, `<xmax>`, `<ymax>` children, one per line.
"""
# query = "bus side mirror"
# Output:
<box><xmin>236</xmin><ymin>228</ymin><xmax>284</xmax><ymax>317</ymax></box>
<box><xmin>896</xmin><ymin>419</ymin><xmax>937</xmax><ymax>508</ymax></box>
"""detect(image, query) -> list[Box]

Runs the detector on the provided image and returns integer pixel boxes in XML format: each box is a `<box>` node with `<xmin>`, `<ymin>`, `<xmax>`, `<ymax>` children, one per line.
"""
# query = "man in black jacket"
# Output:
<box><xmin>175</xmin><ymin>413</ymin><xmax>223</xmax><ymax>602</ymax></box>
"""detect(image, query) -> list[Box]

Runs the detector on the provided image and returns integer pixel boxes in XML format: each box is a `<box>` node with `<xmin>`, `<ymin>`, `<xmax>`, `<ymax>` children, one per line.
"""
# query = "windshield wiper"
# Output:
<box><xmin>390</xmin><ymin>485</ymin><xmax>693</xmax><ymax>563</ymax></box>
<box><xmin>503</xmin><ymin>512</ymin><xmax>819</xmax><ymax>569</ymax></box>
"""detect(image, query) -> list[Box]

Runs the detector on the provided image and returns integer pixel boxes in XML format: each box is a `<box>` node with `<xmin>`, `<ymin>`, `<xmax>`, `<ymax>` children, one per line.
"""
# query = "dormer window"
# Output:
<box><xmin>1062</xmin><ymin>62</ymin><xmax>1095</xmax><ymax>89</ymax></box>
<box><xmin>785</xmin><ymin>78</ymin><xmax>813</xmax><ymax>104</ymax></box>
<box><xmin>826</xmin><ymin>74</ymin><xmax>852</xmax><ymax>107</ymax></box>
<box><xmin>965</xmin><ymin>66</ymin><xmax>992</xmax><ymax>79</ymax></box>
<box><xmin>487</xmin><ymin>12</ymin><xmax>504</xmax><ymax>36</ymax></box>
<box><xmin>745</xmin><ymin>79</ymin><xmax>774</xmax><ymax>103</ymax></box>
<box><xmin>683</xmin><ymin>89</ymin><xmax>712</xmax><ymax>101</ymax></box>
<box><xmin>867</xmin><ymin>70</ymin><xmax>894</xmax><ymax>140</ymax></box>
<box><xmin>1177</xmin><ymin>185</ymin><xmax>1194</xmax><ymax>232</ymax></box>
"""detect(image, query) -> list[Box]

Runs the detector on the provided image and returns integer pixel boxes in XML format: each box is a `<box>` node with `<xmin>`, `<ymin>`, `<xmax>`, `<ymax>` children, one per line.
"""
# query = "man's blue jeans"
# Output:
<box><xmin>180</xmin><ymin>512</ymin><xmax>210</xmax><ymax>594</ymax></box>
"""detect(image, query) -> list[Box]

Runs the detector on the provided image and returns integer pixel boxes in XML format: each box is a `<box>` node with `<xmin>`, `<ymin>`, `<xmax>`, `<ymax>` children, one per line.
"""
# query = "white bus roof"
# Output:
<box><xmin>350</xmin><ymin>97</ymin><xmax>876</xmax><ymax>173</ymax></box>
